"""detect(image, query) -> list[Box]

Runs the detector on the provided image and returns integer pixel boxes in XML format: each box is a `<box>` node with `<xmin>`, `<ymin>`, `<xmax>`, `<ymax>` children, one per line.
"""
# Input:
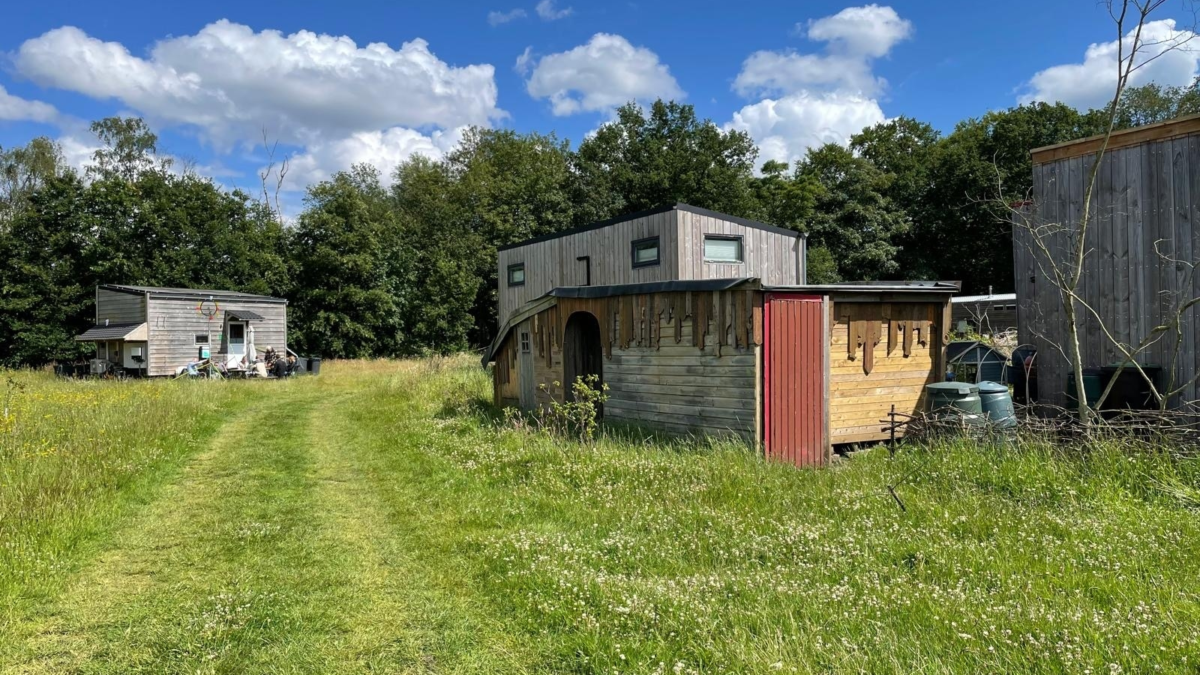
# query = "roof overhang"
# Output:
<box><xmin>226</xmin><ymin>309</ymin><xmax>266</xmax><ymax>321</ymax></box>
<box><xmin>75</xmin><ymin>322</ymin><xmax>148</xmax><ymax>342</ymax></box>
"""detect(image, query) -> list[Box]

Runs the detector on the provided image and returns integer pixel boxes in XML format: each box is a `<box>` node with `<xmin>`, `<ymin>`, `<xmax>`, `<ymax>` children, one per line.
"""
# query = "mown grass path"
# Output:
<box><xmin>3</xmin><ymin>369</ymin><xmax>525</xmax><ymax>674</ymax></box>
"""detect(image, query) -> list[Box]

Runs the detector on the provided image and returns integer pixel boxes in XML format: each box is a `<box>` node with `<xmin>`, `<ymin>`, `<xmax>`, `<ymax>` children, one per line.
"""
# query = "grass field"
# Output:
<box><xmin>2</xmin><ymin>358</ymin><xmax>1199</xmax><ymax>673</ymax></box>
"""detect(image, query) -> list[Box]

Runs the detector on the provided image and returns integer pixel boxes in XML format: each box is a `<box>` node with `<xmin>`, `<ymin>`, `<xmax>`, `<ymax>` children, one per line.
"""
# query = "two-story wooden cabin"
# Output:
<box><xmin>486</xmin><ymin>204</ymin><xmax>956</xmax><ymax>467</ymax></box>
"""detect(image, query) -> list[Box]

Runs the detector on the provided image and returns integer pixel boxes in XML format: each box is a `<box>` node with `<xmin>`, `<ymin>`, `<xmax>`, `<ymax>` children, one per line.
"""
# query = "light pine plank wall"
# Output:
<box><xmin>1016</xmin><ymin>130</ymin><xmax>1200</xmax><ymax>407</ymax></box>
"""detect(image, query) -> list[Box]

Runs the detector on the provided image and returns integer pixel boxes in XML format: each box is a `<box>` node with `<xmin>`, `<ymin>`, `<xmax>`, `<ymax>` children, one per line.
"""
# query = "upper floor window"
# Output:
<box><xmin>704</xmin><ymin>235</ymin><xmax>743</xmax><ymax>263</ymax></box>
<box><xmin>507</xmin><ymin>263</ymin><xmax>526</xmax><ymax>287</ymax></box>
<box><xmin>631</xmin><ymin>236</ymin><xmax>660</xmax><ymax>268</ymax></box>
<box><xmin>520</xmin><ymin>332</ymin><xmax>531</xmax><ymax>353</ymax></box>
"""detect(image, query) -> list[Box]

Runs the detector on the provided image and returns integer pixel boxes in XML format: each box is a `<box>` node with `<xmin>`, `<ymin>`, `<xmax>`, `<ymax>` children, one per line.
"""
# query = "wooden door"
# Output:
<box><xmin>517</xmin><ymin>321</ymin><xmax>536</xmax><ymax>410</ymax></box>
<box><xmin>764</xmin><ymin>293</ymin><xmax>827</xmax><ymax>467</ymax></box>
<box><xmin>563</xmin><ymin>311</ymin><xmax>603</xmax><ymax>411</ymax></box>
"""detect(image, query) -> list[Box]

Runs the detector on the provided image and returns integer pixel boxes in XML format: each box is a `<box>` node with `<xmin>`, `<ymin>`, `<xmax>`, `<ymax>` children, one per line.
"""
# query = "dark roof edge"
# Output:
<box><xmin>764</xmin><ymin>281</ymin><xmax>960</xmax><ymax>294</ymax></box>
<box><xmin>100</xmin><ymin>284</ymin><xmax>288</xmax><ymax>304</ymax></box>
<box><xmin>497</xmin><ymin>203</ymin><xmax>802</xmax><ymax>252</ymax></box>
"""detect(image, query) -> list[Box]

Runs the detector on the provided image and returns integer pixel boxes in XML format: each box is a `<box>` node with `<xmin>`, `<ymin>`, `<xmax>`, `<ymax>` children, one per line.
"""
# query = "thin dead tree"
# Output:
<box><xmin>1009</xmin><ymin>0</ymin><xmax>1198</xmax><ymax>423</ymax></box>
<box><xmin>259</xmin><ymin>128</ymin><xmax>290</xmax><ymax>225</ymax></box>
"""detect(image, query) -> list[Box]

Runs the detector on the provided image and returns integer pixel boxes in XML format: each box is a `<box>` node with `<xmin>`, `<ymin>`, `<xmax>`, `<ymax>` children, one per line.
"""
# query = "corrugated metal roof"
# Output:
<box><xmin>75</xmin><ymin>322</ymin><xmax>148</xmax><ymax>342</ymax></box>
<box><xmin>764</xmin><ymin>281</ymin><xmax>960</xmax><ymax>294</ymax></box>
<box><xmin>952</xmin><ymin>293</ymin><xmax>1016</xmax><ymax>304</ymax></box>
<box><xmin>101</xmin><ymin>284</ymin><xmax>286</xmax><ymax>303</ymax></box>
<box><xmin>226</xmin><ymin>309</ymin><xmax>266</xmax><ymax>321</ymax></box>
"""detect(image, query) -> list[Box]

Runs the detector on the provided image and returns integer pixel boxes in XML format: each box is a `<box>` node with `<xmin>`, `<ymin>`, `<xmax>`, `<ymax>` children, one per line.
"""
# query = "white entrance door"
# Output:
<box><xmin>227</xmin><ymin>322</ymin><xmax>247</xmax><ymax>357</ymax></box>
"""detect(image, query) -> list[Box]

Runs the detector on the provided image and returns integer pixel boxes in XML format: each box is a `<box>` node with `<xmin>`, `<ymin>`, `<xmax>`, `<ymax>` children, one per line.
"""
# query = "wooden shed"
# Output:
<box><xmin>1015</xmin><ymin>115</ymin><xmax>1200</xmax><ymax>407</ymax></box>
<box><xmin>74</xmin><ymin>285</ymin><xmax>287</xmax><ymax>376</ymax></box>
<box><xmin>484</xmin><ymin>279</ymin><xmax>956</xmax><ymax>466</ymax></box>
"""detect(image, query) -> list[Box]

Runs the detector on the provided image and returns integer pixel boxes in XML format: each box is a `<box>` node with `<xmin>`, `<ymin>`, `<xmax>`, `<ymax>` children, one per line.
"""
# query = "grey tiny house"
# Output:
<box><xmin>497</xmin><ymin>203</ymin><xmax>806</xmax><ymax>327</ymax></box>
<box><xmin>74</xmin><ymin>285</ymin><xmax>287</xmax><ymax>376</ymax></box>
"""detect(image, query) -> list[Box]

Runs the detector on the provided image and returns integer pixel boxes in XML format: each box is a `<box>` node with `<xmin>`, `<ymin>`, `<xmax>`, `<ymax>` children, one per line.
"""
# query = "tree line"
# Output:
<box><xmin>1</xmin><ymin>81</ymin><xmax>1197</xmax><ymax>366</ymax></box>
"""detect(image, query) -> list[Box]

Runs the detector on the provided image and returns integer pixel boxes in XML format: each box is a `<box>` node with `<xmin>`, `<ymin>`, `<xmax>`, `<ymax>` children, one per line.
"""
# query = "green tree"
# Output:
<box><xmin>1109</xmin><ymin>78</ymin><xmax>1200</xmax><ymax>129</ymax></box>
<box><xmin>89</xmin><ymin>117</ymin><xmax>165</xmax><ymax>181</ymax></box>
<box><xmin>796</xmin><ymin>144</ymin><xmax>909</xmax><ymax>282</ymax></box>
<box><xmin>287</xmin><ymin>165</ymin><xmax>410</xmax><ymax>358</ymax></box>
<box><xmin>0</xmin><ymin>137</ymin><xmax>65</xmax><ymax>228</ymax></box>
<box><xmin>573</xmin><ymin>100</ymin><xmax>759</xmax><ymax>223</ymax></box>
<box><xmin>0</xmin><ymin>173</ymin><xmax>94</xmax><ymax>366</ymax></box>
<box><xmin>391</xmin><ymin>157</ymin><xmax>480</xmax><ymax>352</ymax></box>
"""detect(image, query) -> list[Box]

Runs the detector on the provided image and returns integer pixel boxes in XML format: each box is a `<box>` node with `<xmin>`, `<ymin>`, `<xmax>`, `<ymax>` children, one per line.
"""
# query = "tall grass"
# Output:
<box><xmin>365</xmin><ymin>358</ymin><xmax>1200</xmax><ymax>673</ymax></box>
<box><xmin>0</xmin><ymin>370</ymin><xmax>253</xmax><ymax>605</ymax></box>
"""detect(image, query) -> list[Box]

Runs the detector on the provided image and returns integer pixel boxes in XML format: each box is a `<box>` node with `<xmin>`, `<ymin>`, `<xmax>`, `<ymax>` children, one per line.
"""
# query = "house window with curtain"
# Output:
<box><xmin>703</xmin><ymin>235</ymin><xmax>743</xmax><ymax>263</ymax></box>
<box><xmin>631</xmin><ymin>236</ymin><xmax>660</xmax><ymax>268</ymax></box>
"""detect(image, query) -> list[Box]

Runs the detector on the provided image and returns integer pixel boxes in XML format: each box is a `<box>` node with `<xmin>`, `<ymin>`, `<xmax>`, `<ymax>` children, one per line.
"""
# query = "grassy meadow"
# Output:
<box><xmin>1</xmin><ymin>358</ymin><xmax>1199</xmax><ymax>673</ymax></box>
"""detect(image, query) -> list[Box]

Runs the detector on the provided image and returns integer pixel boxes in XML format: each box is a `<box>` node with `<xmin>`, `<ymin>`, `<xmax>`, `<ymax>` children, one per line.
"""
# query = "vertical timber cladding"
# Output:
<box><xmin>528</xmin><ymin>289</ymin><xmax>764</xmax><ymax>438</ymax></box>
<box><xmin>829</xmin><ymin>301</ymin><xmax>944</xmax><ymax>444</ymax></box>
<box><xmin>1021</xmin><ymin>118</ymin><xmax>1200</xmax><ymax>407</ymax></box>
<box><xmin>763</xmin><ymin>293</ymin><xmax>826</xmax><ymax>467</ymax></box>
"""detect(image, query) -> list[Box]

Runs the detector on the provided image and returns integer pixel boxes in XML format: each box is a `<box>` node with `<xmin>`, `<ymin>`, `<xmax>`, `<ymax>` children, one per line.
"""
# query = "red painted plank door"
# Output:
<box><xmin>764</xmin><ymin>293</ymin><xmax>826</xmax><ymax>467</ymax></box>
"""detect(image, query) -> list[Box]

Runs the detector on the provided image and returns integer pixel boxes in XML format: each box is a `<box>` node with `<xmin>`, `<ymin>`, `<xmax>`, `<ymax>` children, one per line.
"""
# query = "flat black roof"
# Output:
<box><xmin>101</xmin><ymin>284</ymin><xmax>287</xmax><ymax>304</ymax></box>
<box><xmin>497</xmin><ymin>203</ymin><xmax>803</xmax><ymax>252</ymax></box>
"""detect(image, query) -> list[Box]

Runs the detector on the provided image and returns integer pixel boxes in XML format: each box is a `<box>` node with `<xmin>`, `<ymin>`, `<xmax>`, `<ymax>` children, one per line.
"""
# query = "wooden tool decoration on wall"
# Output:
<box><xmin>847</xmin><ymin>303</ymin><xmax>933</xmax><ymax>375</ymax></box>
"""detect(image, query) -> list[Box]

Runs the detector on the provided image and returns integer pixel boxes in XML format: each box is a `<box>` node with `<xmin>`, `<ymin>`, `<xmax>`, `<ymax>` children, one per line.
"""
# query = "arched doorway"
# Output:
<box><xmin>563</xmin><ymin>311</ymin><xmax>603</xmax><ymax>408</ymax></box>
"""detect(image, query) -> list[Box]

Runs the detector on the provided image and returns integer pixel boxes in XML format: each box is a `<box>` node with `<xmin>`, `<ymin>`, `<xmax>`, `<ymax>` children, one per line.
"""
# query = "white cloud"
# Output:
<box><xmin>15</xmin><ymin>21</ymin><xmax>502</xmax><ymax>150</ymax></box>
<box><xmin>1021</xmin><ymin>18</ymin><xmax>1200</xmax><ymax>109</ymax></box>
<box><xmin>803</xmin><ymin>4</ymin><xmax>913</xmax><ymax>58</ymax></box>
<box><xmin>728</xmin><ymin>5</ymin><xmax>909</xmax><ymax>168</ymax></box>
<box><xmin>0</xmin><ymin>85</ymin><xmax>59</xmax><ymax>124</ymax></box>
<box><xmin>536</xmin><ymin>0</ymin><xmax>572</xmax><ymax>21</ymax></box>
<box><xmin>515</xmin><ymin>46</ymin><xmax>535</xmax><ymax>76</ymax></box>
<box><xmin>735</xmin><ymin>4</ymin><xmax>911</xmax><ymax>99</ymax></box>
<box><xmin>286</xmin><ymin>126</ymin><xmax>464</xmax><ymax>188</ymax></box>
<box><xmin>488</xmin><ymin>8</ymin><xmax>527</xmax><ymax>26</ymax></box>
<box><xmin>55</xmin><ymin>135</ymin><xmax>101</xmax><ymax>173</ymax></box>
<box><xmin>524</xmin><ymin>33</ymin><xmax>683</xmax><ymax>116</ymax></box>
<box><xmin>725</xmin><ymin>92</ymin><xmax>886</xmax><ymax>167</ymax></box>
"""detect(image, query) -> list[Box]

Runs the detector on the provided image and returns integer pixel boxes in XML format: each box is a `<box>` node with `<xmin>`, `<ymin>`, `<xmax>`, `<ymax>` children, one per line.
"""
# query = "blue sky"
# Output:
<box><xmin>1</xmin><ymin>0</ymin><xmax>1197</xmax><ymax>199</ymax></box>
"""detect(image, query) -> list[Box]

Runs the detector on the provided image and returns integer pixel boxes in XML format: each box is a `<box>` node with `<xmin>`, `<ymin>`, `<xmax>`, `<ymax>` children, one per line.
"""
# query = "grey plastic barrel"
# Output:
<box><xmin>926</xmin><ymin>382</ymin><xmax>985</xmax><ymax>426</ymax></box>
<box><xmin>977</xmin><ymin>381</ymin><xmax>1017</xmax><ymax>429</ymax></box>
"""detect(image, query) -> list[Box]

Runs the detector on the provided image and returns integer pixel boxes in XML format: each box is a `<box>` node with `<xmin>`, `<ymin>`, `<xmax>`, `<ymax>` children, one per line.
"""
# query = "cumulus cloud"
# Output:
<box><xmin>286</xmin><ymin>126</ymin><xmax>464</xmax><ymax>188</ymax></box>
<box><xmin>726</xmin><ymin>92</ymin><xmax>886</xmax><ymax>167</ymax></box>
<box><xmin>1020</xmin><ymin>19</ymin><xmax>1200</xmax><ymax>109</ymax></box>
<box><xmin>735</xmin><ymin>4</ymin><xmax>911</xmax><ymax>99</ymax></box>
<box><xmin>524</xmin><ymin>33</ymin><xmax>683</xmax><ymax>116</ymax></box>
<box><xmin>803</xmin><ymin>4</ymin><xmax>913</xmax><ymax>59</ymax></box>
<box><xmin>728</xmin><ymin>4</ymin><xmax>910</xmax><ymax>168</ymax></box>
<box><xmin>0</xmin><ymin>85</ymin><xmax>60</xmax><ymax>123</ymax></box>
<box><xmin>14</xmin><ymin>21</ymin><xmax>502</xmax><ymax>150</ymax></box>
<box><xmin>488</xmin><ymin>8</ymin><xmax>527</xmax><ymax>26</ymax></box>
<box><xmin>536</xmin><ymin>0</ymin><xmax>572</xmax><ymax>21</ymax></box>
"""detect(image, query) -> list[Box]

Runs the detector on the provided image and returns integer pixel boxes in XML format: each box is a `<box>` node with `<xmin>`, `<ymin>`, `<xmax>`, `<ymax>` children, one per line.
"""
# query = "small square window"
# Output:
<box><xmin>631</xmin><ymin>236</ymin><xmax>660</xmax><ymax>268</ymax></box>
<box><xmin>520</xmin><ymin>332</ymin><xmax>531</xmax><ymax>353</ymax></box>
<box><xmin>704</xmin><ymin>235</ymin><xmax>743</xmax><ymax>263</ymax></box>
<box><xmin>195</xmin><ymin>334</ymin><xmax>210</xmax><ymax>345</ymax></box>
<box><xmin>507</xmin><ymin>263</ymin><xmax>526</xmax><ymax>287</ymax></box>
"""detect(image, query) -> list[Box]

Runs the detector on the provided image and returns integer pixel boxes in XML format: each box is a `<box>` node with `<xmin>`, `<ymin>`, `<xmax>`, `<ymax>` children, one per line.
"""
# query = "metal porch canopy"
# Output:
<box><xmin>75</xmin><ymin>322</ymin><xmax>148</xmax><ymax>342</ymax></box>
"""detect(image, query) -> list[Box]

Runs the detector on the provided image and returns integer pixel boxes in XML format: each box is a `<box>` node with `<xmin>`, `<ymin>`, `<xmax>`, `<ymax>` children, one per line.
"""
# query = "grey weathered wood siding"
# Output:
<box><xmin>605</xmin><ymin>317</ymin><xmax>758</xmax><ymax>439</ymax></box>
<box><xmin>146</xmin><ymin>297</ymin><xmax>287</xmax><ymax>376</ymax></box>
<box><xmin>95</xmin><ymin>288</ymin><xmax>147</xmax><ymax>325</ymax></box>
<box><xmin>676</xmin><ymin>209</ymin><xmax>802</xmax><ymax>288</ymax></box>
<box><xmin>1016</xmin><ymin>125</ymin><xmax>1200</xmax><ymax>406</ymax></box>
<box><xmin>498</xmin><ymin>207</ymin><xmax>803</xmax><ymax>326</ymax></box>
<box><xmin>499</xmin><ymin>210</ymin><xmax>680</xmax><ymax>325</ymax></box>
<box><xmin>951</xmin><ymin>301</ymin><xmax>1017</xmax><ymax>334</ymax></box>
